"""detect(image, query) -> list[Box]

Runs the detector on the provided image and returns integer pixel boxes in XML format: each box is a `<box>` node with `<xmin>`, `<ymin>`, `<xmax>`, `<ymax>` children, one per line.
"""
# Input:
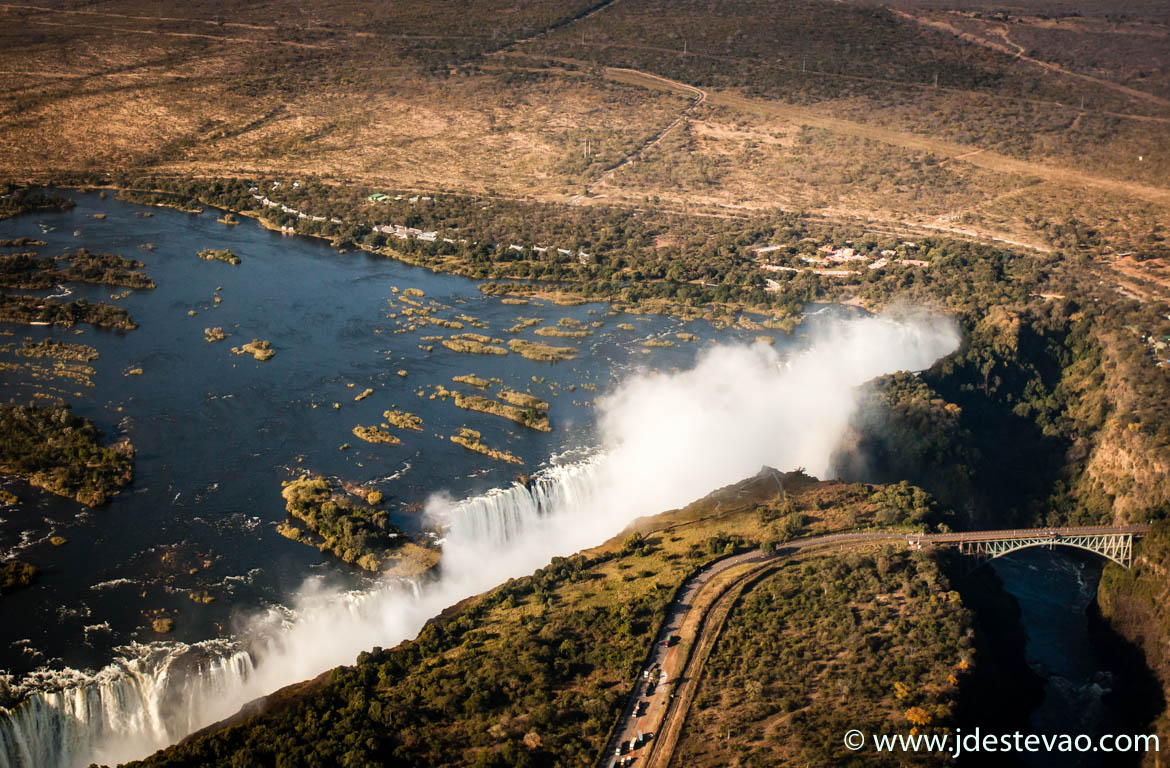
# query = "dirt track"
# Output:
<box><xmin>599</xmin><ymin>66</ymin><xmax>1170</xmax><ymax>209</ymax></box>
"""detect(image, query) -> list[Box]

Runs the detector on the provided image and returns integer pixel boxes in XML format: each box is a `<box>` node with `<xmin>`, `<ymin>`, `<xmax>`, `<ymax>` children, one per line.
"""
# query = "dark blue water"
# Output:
<box><xmin>0</xmin><ymin>190</ymin><xmax>828</xmax><ymax>680</ymax></box>
<box><xmin>992</xmin><ymin>549</ymin><xmax>1114</xmax><ymax>767</ymax></box>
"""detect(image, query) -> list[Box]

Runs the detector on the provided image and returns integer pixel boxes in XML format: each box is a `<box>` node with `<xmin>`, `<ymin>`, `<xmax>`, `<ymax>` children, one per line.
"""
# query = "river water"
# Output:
<box><xmin>0</xmin><ymin>189</ymin><xmax>974</xmax><ymax>767</ymax></box>
<box><xmin>0</xmin><ymin>190</ymin><xmax>883</xmax><ymax>767</ymax></box>
<box><xmin>0</xmin><ymin>190</ymin><xmax>820</xmax><ymax>679</ymax></box>
<box><xmin>992</xmin><ymin>550</ymin><xmax>1133</xmax><ymax>768</ymax></box>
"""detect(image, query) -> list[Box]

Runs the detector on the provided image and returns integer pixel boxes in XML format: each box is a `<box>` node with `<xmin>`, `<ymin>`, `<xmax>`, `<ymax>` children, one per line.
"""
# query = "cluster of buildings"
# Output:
<box><xmin>752</xmin><ymin>240</ymin><xmax>931</xmax><ymax>282</ymax></box>
<box><xmin>1143</xmin><ymin>330</ymin><xmax>1170</xmax><ymax>368</ymax></box>
<box><xmin>251</xmin><ymin>184</ymin><xmax>446</xmax><ymax>242</ymax></box>
<box><xmin>248</xmin><ymin>184</ymin><xmax>593</xmax><ymax>262</ymax></box>
<box><xmin>367</xmin><ymin>191</ymin><xmax>594</xmax><ymax>262</ymax></box>
<box><xmin>249</xmin><ymin>185</ymin><xmax>339</xmax><ymax>228</ymax></box>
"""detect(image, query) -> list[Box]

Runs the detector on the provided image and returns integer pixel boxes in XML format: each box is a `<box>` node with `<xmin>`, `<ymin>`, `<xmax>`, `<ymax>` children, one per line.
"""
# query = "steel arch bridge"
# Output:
<box><xmin>907</xmin><ymin>525</ymin><xmax>1151</xmax><ymax>568</ymax></box>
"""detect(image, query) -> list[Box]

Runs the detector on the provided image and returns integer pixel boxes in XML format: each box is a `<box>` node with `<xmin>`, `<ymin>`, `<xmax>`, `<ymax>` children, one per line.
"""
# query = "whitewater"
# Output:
<box><xmin>0</xmin><ymin>313</ymin><xmax>958</xmax><ymax>768</ymax></box>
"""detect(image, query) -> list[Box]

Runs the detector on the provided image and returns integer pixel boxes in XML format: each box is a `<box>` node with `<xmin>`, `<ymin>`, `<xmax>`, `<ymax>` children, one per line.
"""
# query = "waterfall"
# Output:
<box><xmin>0</xmin><ymin>642</ymin><xmax>254</xmax><ymax>768</ymax></box>
<box><xmin>444</xmin><ymin>458</ymin><xmax>606</xmax><ymax>551</ymax></box>
<box><xmin>0</xmin><ymin>317</ymin><xmax>962</xmax><ymax>768</ymax></box>
<box><xmin>0</xmin><ymin>459</ymin><xmax>609</xmax><ymax>768</ymax></box>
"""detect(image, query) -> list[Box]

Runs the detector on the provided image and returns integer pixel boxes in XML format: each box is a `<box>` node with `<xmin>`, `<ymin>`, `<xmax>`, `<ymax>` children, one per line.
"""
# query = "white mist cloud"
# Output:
<box><xmin>2</xmin><ymin>313</ymin><xmax>958</xmax><ymax>768</ymax></box>
<box><xmin>599</xmin><ymin>313</ymin><xmax>959</xmax><ymax>509</ymax></box>
<box><xmin>440</xmin><ymin>312</ymin><xmax>959</xmax><ymax>574</ymax></box>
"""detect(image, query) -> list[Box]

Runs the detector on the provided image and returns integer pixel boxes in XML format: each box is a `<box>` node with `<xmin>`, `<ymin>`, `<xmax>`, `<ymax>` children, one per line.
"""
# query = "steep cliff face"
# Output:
<box><xmin>830</xmin><ymin>369</ymin><xmax>979</xmax><ymax>524</ymax></box>
<box><xmin>838</xmin><ymin>305</ymin><xmax>1170</xmax><ymax>756</ymax></box>
<box><xmin>837</xmin><ymin>302</ymin><xmax>1107</xmax><ymax>529</ymax></box>
<box><xmin>1082</xmin><ymin>329</ymin><xmax>1170</xmax><ymax>523</ymax></box>
<box><xmin>1079</xmin><ymin>328</ymin><xmax>1170</xmax><ymax>760</ymax></box>
<box><xmin>1082</xmin><ymin>424</ymin><xmax>1170</xmax><ymax>522</ymax></box>
<box><xmin>1098</xmin><ymin>523</ymin><xmax>1170</xmax><ymax>767</ymax></box>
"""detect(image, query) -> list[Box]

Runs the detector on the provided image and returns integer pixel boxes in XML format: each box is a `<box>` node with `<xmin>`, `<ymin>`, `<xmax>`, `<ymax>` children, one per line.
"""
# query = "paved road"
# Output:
<box><xmin>598</xmin><ymin>531</ymin><xmax>907</xmax><ymax>768</ymax></box>
<box><xmin>598</xmin><ymin>524</ymin><xmax>1150</xmax><ymax>768</ymax></box>
<box><xmin>597</xmin><ymin>549</ymin><xmax>769</xmax><ymax>767</ymax></box>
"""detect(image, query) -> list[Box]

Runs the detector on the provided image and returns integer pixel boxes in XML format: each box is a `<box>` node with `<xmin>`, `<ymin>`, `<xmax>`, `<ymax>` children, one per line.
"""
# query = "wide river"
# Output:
<box><xmin>0</xmin><ymin>189</ymin><xmax>822</xmax><ymax>680</ymax></box>
<box><xmin>1</xmin><ymin>191</ymin><xmax>1136</xmax><ymax>768</ymax></box>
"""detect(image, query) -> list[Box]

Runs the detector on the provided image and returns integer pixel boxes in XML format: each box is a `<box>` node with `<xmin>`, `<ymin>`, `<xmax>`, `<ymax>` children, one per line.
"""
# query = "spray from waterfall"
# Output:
<box><xmin>0</xmin><ymin>313</ymin><xmax>959</xmax><ymax>768</ymax></box>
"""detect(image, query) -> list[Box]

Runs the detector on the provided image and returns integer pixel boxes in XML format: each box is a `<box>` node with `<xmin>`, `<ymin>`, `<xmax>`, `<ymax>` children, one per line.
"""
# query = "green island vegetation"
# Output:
<box><xmin>197</xmin><ymin>248</ymin><xmax>241</xmax><ymax>265</ymax></box>
<box><xmin>353</xmin><ymin>388</ymin><xmax>374</xmax><ymax>402</ymax></box>
<box><xmin>534</xmin><ymin>325</ymin><xmax>591</xmax><ymax>339</ymax></box>
<box><xmin>0</xmin><ymin>489</ymin><xmax>16</xmax><ymax>505</ymax></box>
<box><xmin>6</xmin><ymin>363</ymin><xmax>93</xmax><ymax>389</ymax></box>
<box><xmin>441</xmin><ymin>334</ymin><xmax>508</xmax><ymax>356</ymax></box>
<box><xmin>13</xmin><ymin>338</ymin><xmax>98</xmax><ymax>362</ymax></box>
<box><xmin>0</xmin><ymin>404</ymin><xmax>134</xmax><ymax>506</ymax></box>
<box><xmin>217</xmin><ymin>212</ymin><xmax>239</xmax><ymax>226</ymax></box>
<box><xmin>0</xmin><ymin>248</ymin><xmax>154</xmax><ymax>290</ymax></box>
<box><xmin>456</xmin><ymin>313</ymin><xmax>488</xmax><ymax>329</ymax></box>
<box><xmin>452</xmin><ymin>391</ymin><xmax>551</xmax><ymax>432</ymax></box>
<box><xmin>203</xmin><ymin>327</ymin><xmax>226</xmax><ymax>343</ymax></box>
<box><xmin>351</xmin><ymin>425</ymin><xmax>401</xmax><ymax>445</ymax></box>
<box><xmin>452</xmin><ymin>374</ymin><xmax>492</xmax><ymax>389</ymax></box>
<box><xmin>496</xmin><ymin>388</ymin><xmax>550</xmax><ymax>414</ymax></box>
<box><xmin>0</xmin><ymin>238</ymin><xmax>45</xmax><ymax>247</ymax></box>
<box><xmin>278</xmin><ymin>474</ymin><xmax>437</xmax><ymax>576</ymax></box>
<box><xmin>508</xmin><ymin>338</ymin><xmax>578</xmax><ymax>362</ymax></box>
<box><xmin>0</xmin><ymin>186</ymin><xmax>74</xmax><ymax>219</ymax></box>
<box><xmin>115</xmin><ymin>189</ymin><xmax>203</xmax><ymax>214</ymax></box>
<box><xmin>383</xmin><ymin>409</ymin><xmax>423</xmax><ymax>431</ymax></box>
<box><xmin>0</xmin><ymin>560</ymin><xmax>38</xmax><ymax>596</ymax></box>
<box><xmin>450</xmin><ymin>427</ymin><xmax>523</xmax><ymax>465</ymax></box>
<box><xmin>130</xmin><ymin>471</ymin><xmax>957</xmax><ymax>767</ymax></box>
<box><xmin>1</xmin><ymin>349</ymin><xmax>97</xmax><ymax>388</ymax></box>
<box><xmin>0</xmin><ymin>295</ymin><xmax>136</xmax><ymax>330</ymax></box>
<box><xmin>230</xmin><ymin>339</ymin><xmax>275</xmax><ymax>361</ymax></box>
<box><xmin>506</xmin><ymin>317</ymin><xmax>542</xmax><ymax>333</ymax></box>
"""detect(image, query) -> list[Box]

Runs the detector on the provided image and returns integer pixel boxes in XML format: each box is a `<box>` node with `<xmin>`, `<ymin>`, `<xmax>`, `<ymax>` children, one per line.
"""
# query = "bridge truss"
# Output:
<box><xmin>955</xmin><ymin>532</ymin><xmax>1135</xmax><ymax>568</ymax></box>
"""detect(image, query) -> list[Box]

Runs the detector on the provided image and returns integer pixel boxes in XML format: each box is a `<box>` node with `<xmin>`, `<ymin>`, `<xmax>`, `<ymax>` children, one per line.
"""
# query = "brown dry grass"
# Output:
<box><xmin>2</xmin><ymin>0</ymin><xmax>1169</xmax><ymax>302</ymax></box>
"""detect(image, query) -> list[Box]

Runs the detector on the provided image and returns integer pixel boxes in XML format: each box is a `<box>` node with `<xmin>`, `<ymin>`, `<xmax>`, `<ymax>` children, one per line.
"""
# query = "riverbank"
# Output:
<box><xmin>40</xmin><ymin>181</ymin><xmax>830</xmax><ymax>326</ymax></box>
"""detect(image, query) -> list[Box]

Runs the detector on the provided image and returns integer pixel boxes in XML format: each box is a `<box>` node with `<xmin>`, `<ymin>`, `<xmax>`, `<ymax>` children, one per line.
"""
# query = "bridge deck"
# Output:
<box><xmin>914</xmin><ymin>524</ymin><xmax>1150</xmax><ymax>544</ymax></box>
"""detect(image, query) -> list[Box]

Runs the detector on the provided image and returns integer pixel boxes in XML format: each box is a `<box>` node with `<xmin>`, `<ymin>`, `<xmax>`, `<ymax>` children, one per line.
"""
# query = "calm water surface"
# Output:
<box><xmin>0</xmin><ymin>190</ymin><xmax>821</xmax><ymax>679</ymax></box>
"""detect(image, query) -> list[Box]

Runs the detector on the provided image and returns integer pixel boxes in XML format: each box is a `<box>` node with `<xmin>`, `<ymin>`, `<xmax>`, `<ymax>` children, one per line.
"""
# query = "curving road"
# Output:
<box><xmin>598</xmin><ymin>530</ymin><xmax>907</xmax><ymax>768</ymax></box>
<box><xmin>599</xmin><ymin>524</ymin><xmax>1149</xmax><ymax>768</ymax></box>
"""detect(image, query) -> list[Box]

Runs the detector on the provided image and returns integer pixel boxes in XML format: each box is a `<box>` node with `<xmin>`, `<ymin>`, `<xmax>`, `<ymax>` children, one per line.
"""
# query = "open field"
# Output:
<box><xmin>2</xmin><ymin>0</ymin><xmax>1170</xmax><ymax>301</ymax></box>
